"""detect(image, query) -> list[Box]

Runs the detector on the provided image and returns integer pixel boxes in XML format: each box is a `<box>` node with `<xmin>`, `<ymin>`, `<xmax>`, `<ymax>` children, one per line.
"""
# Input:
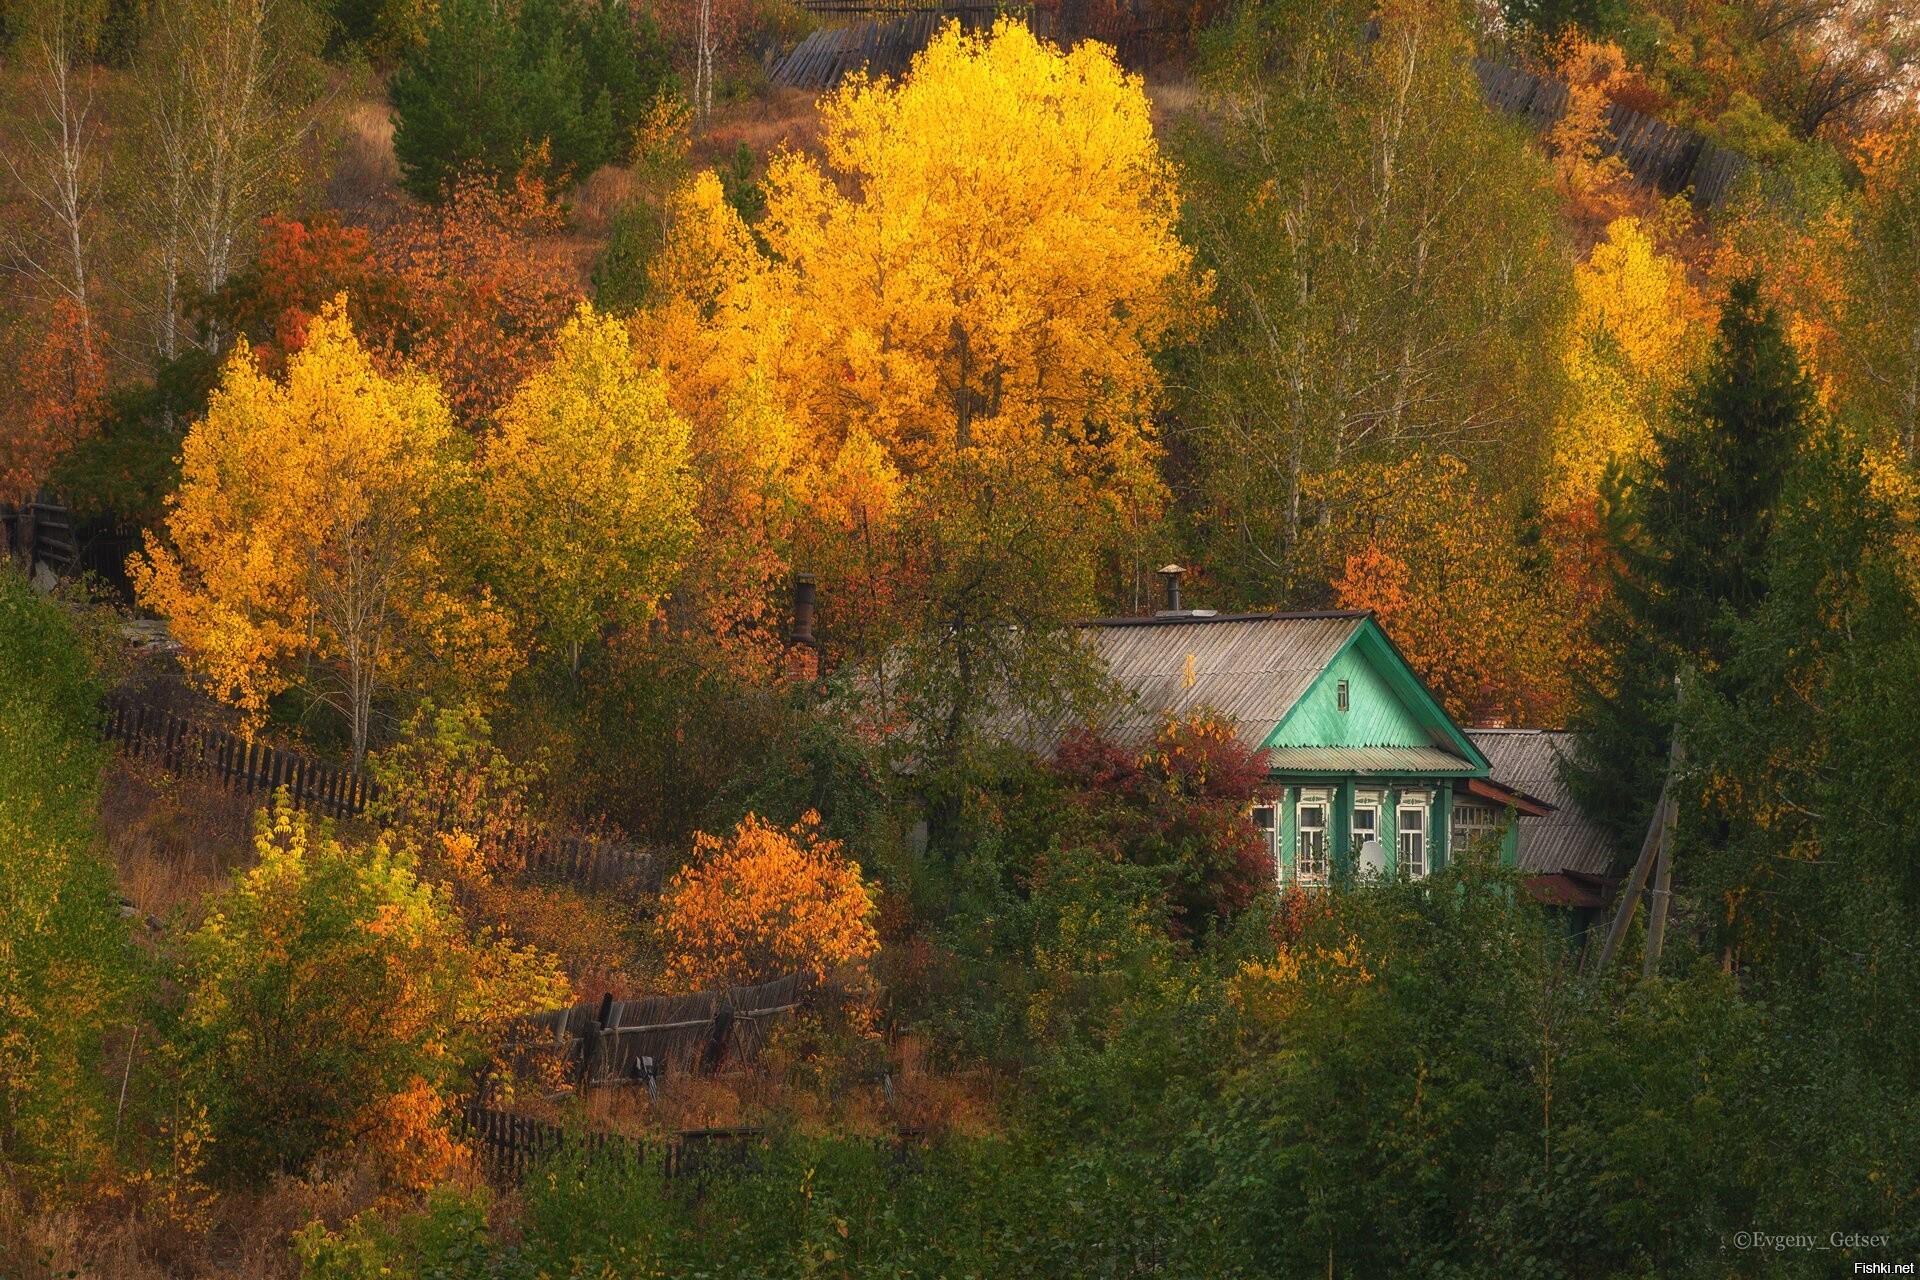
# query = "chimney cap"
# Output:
<box><xmin>1157</xmin><ymin>563</ymin><xmax>1185</xmax><ymax>576</ymax></box>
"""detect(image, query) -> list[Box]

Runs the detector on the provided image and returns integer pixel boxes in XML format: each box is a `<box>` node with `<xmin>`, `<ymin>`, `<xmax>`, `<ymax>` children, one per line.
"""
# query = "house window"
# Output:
<box><xmin>1397</xmin><ymin>804</ymin><xmax>1428</xmax><ymax>879</ymax></box>
<box><xmin>1452</xmin><ymin>801</ymin><xmax>1499</xmax><ymax>852</ymax></box>
<box><xmin>1296</xmin><ymin>794</ymin><xmax>1328</xmax><ymax>885</ymax></box>
<box><xmin>1252</xmin><ymin>803</ymin><xmax>1278</xmax><ymax>880</ymax></box>
<box><xmin>1352</xmin><ymin>800</ymin><xmax>1378</xmax><ymax>846</ymax></box>
<box><xmin>1337</xmin><ymin>679</ymin><xmax>1350</xmax><ymax>712</ymax></box>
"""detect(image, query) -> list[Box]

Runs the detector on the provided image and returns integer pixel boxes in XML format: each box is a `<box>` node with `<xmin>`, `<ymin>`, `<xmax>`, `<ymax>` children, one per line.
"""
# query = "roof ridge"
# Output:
<box><xmin>1080</xmin><ymin>609</ymin><xmax>1369</xmax><ymax>628</ymax></box>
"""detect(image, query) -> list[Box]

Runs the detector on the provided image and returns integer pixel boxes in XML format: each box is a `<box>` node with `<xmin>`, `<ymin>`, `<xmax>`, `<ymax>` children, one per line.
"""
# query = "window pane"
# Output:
<box><xmin>1352</xmin><ymin>808</ymin><xmax>1377</xmax><ymax>834</ymax></box>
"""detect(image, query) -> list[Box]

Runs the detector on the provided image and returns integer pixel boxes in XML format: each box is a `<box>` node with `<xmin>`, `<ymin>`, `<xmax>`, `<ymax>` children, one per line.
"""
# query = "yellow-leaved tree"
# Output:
<box><xmin>1552</xmin><ymin>217</ymin><xmax>1710</xmax><ymax>512</ymax></box>
<box><xmin>640</xmin><ymin>19</ymin><xmax>1201</xmax><ymax>750</ymax></box>
<box><xmin>132</xmin><ymin>298</ymin><xmax>506</xmax><ymax>767</ymax></box>
<box><xmin>483</xmin><ymin>303</ymin><xmax>697</xmax><ymax>674</ymax></box>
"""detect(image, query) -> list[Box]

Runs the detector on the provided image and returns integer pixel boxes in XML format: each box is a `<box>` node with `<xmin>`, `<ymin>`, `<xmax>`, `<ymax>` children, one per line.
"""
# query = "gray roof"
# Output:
<box><xmin>1265</xmin><ymin>745</ymin><xmax>1476</xmax><ymax>774</ymax></box>
<box><xmin>1011</xmin><ymin>611</ymin><xmax>1368</xmax><ymax>755</ymax></box>
<box><xmin>1466</xmin><ymin>729</ymin><xmax>1619</xmax><ymax>876</ymax></box>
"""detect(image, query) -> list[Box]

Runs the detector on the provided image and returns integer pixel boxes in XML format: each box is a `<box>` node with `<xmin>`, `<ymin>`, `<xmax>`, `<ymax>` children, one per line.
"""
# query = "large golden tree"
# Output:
<box><xmin>639</xmin><ymin>19</ymin><xmax>1201</xmax><ymax>745</ymax></box>
<box><xmin>132</xmin><ymin>299</ymin><xmax>504</xmax><ymax>767</ymax></box>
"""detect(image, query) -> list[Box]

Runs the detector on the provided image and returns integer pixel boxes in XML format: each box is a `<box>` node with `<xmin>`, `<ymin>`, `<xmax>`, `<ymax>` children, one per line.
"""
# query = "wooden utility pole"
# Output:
<box><xmin>1594</xmin><ymin>674</ymin><xmax>1687</xmax><ymax>974</ymax></box>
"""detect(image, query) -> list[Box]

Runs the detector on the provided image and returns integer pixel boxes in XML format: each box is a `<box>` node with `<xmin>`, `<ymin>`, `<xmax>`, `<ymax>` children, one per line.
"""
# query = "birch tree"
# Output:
<box><xmin>130</xmin><ymin>0</ymin><xmax>320</xmax><ymax>364</ymax></box>
<box><xmin>131</xmin><ymin>300</ymin><xmax>504</xmax><ymax>768</ymax></box>
<box><xmin>0</xmin><ymin>0</ymin><xmax>104</xmax><ymax>348</ymax></box>
<box><xmin>1177</xmin><ymin>0</ymin><xmax>1571</xmax><ymax>601</ymax></box>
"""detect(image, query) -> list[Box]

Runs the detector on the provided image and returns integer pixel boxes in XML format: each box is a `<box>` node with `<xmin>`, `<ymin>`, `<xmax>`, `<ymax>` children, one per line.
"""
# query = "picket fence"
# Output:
<box><xmin>463</xmin><ymin>1104</ymin><xmax>929</xmax><ymax>1184</ymax></box>
<box><xmin>101</xmin><ymin>697</ymin><xmax>655</xmax><ymax>892</ymax></box>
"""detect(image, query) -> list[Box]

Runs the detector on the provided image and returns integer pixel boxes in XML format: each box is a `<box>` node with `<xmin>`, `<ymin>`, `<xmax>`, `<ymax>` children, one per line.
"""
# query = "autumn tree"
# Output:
<box><xmin>1322</xmin><ymin>456</ymin><xmax>1584</xmax><ymax>725</ymax></box>
<box><xmin>1838</xmin><ymin>121</ymin><xmax>1920</xmax><ymax>464</ymax></box>
<box><xmin>1179</xmin><ymin>0</ymin><xmax>1571</xmax><ymax>602</ymax></box>
<box><xmin>1053</xmin><ymin>714</ymin><xmax>1272</xmax><ymax>937</ymax></box>
<box><xmin>660</xmin><ymin>812</ymin><xmax>879</xmax><ymax>989</ymax></box>
<box><xmin>131</xmin><ymin>299</ymin><xmax>506</xmax><ymax>767</ymax></box>
<box><xmin>642</xmin><ymin>20</ymin><xmax>1195</xmax><ymax>754</ymax></box>
<box><xmin>1551</xmin><ymin>216</ymin><xmax>1710</xmax><ymax>512</ymax></box>
<box><xmin>482</xmin><ymin>303</ymin><xmax>697</xmax><ymax>673</ymax></box>
<box><xmin>1</xmin><ymin>298</ymin><xmax>104</xmax><ymax>517</ymax></box>
<box><xmin>376</xmin><ymin>165</ymin><xmax>584</xmax><ymax>429</ymax></box>
<box><xmin>129</xmin><ymin>0</ymin><xmax>324</xmax><ymax>361</ymax></box>
<box><xmin>170</xmin><ymin>795</ymin><xmax>566</xmax><ymax>1187</ymax></box>
<box><xmin>202</xmin><ymin>213</ymin><xmax>407</xmax><ymax>374</ymax></box>
<box><xmin>0</xmin><ymin>0</ymin><xmax>104</xmax><ymax>349</ymax></box>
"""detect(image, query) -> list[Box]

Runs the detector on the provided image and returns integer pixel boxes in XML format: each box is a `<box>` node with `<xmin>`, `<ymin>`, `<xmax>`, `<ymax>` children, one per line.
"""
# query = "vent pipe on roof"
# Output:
<box><xmin>1157</xmin><ymin>563</ymin><xmax>1185</xmax><ymax>614</ymax></box>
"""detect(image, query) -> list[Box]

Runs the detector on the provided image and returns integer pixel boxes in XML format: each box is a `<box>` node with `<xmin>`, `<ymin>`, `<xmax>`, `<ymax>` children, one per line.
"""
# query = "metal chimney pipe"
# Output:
<box><xmin>789</xmin><ymin>573</ymin><xmax>818</xmax><ymax>648</ymax></box>
<box><xmin>1157</xmin><ymin>563</ymin><xmax>1185</xmax><ymax>613</ymax></box>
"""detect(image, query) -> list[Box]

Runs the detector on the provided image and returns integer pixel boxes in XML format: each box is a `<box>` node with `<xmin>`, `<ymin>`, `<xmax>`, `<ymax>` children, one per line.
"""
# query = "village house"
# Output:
<box><xmin>1020</xmin><ymin>568</ymin><xmax>1617</xmax><ymax>901</ymax></box>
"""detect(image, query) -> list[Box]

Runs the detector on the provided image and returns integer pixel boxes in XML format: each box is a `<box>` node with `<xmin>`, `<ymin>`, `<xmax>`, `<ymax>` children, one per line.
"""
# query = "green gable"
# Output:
<box><xmin>1262</xmin><ymin>618</ymin><xmax>1488</xmax><ymax>777</ymax></box>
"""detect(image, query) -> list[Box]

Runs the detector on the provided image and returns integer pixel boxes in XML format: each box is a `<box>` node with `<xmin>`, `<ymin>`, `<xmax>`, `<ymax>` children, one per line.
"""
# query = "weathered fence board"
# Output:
<box><xmin>1470</xmin><ymin>56</ymin><xmax>1762</xmax><ymax>210</ymax></box>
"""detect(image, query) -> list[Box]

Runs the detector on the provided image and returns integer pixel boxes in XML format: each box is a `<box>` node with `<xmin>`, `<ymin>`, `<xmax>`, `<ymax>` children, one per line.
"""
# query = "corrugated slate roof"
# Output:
<box><xmin>1466</xmin><ymin>729</ymin><xmax>1619</xmax><ymax>876</ymax></box>
<box><xmin>1265</xmin><ymin>745</ymin><xmax>1478</xmax><ymax>774</ymax></box>
<box><xmin>1059</xmin><ymin>612</ymin><xmax>1366</xmax><ymax>754</ymax></box>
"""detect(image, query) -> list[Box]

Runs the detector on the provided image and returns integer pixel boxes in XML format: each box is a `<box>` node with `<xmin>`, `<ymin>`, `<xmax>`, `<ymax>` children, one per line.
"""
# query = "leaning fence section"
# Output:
<box><xmin>102</xmin><ymin>698</ymin><xmax>372</xmax><ymax>818</ymax></box>
<box><xmin>531</xmin><ymin>973</ymin><xmax>811</xmax><ymax>1085</ymax></box>
<box><xmin>1471</xmin><ymin>57</ymin><xmax>1763</xmax><ymax>210</ymax></box>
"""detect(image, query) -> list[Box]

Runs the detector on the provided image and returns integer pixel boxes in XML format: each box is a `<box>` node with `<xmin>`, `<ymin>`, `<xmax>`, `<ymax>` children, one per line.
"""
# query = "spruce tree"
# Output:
<box><xmin>1566</xmin><ymin>275</ymin><xmax>1815</xmax><ymax>850</ymax></box>
<box><xmin>390</xmin><ymin>0</ymin><xmax>673</xmax><ymax>201</ymax></box>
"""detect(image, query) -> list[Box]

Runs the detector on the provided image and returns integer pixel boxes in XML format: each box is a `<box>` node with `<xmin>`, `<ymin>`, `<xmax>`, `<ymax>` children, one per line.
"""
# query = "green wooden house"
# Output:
<box><xmin>1030</xmin><ymin>605</ymin><xmax>1554</xmax><ymax>885</ymax></box>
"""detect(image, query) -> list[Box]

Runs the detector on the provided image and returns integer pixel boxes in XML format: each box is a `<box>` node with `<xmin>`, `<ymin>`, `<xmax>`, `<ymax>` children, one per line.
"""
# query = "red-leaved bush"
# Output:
<box><xmin>1053</xmin><ymin>713</ymin><xmax>1271</xmax><ymax>937</ymax></box>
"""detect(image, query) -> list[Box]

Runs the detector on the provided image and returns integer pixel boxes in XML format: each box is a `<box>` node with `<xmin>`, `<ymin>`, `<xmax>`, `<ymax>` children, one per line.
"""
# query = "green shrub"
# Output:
<box><xmin>0</xmin><ymin>569</ymin><xmax>135</xmax><ymax>1182</ymax></box>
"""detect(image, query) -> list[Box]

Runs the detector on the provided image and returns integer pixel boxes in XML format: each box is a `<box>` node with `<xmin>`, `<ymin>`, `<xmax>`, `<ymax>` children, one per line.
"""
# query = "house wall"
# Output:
<box><xmin>1269</xmin><ymin>647</ymin><xmax>1433</xmax><ymax>750</ymax></box>
<box><xmin>1267</xmin><ymin>779</ymin><xmax>1459</xmax><ymax>882</ymax></box>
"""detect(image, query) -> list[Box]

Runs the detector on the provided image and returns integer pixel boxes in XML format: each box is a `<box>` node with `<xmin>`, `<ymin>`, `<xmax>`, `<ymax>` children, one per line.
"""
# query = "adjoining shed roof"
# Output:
<box><xmin>1466</xmin><ymin>729</ymin><xmax>1619</xmax><ymax>877</ymax></box>
<box><xmin>1065</xmin><ymin>611</ymin><xmax>1368</xmax><ymax>754</ymax></box>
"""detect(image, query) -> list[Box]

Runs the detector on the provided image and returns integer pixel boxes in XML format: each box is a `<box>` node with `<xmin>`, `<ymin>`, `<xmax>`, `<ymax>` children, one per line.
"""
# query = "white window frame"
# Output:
<box><xmin>1295</xmin><ymin>790</ymin><xmax>1329</xmax><ymax>885</ymax></box>
<box><xmin>1397</xmin><ymin>792</ymin><xmax>1432</xmax><ymax>880</ymax></box>
<box><xmin>1451</xmin><ymin>800</ymin><xmax>1500</xmax><ymax>853</ymax></box>
<box><xmin>1351</xmin><ymin>790</ymin><xmax>1381</xmax><ymax>851</ymax></box>
<box><xmin>1252</xmin><ymin>801</ymin><xmax>1279</xmax><ymax>881</ymax></box>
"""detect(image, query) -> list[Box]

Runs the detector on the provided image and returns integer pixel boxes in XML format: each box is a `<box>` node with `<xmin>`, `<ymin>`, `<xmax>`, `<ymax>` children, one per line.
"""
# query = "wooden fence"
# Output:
<box><xmin>1471</xmin><ymin>57</ymin><xmax>1763</xmax><ymax>210</ymax></box>
<box><xmin>103</xmin><ymin>698</ymin><xmax>372</xmax><ymax>818</ymax></box>
<box><xmin>101</xmin><ymin>696</ymin><xmax>656</xmax><ymax>892</ymax></box>
<box><xmin>463</xmin><ymin>1104</ymin><xmax>928</xmax><ymax>1184</ymax></box>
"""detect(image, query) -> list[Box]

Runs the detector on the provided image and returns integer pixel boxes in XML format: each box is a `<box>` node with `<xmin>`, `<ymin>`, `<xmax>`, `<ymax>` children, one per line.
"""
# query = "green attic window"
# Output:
<box><xmin>1337</xmin><ymin>679</ymin><xmax>1350</xmax><ymax>712</ymax></box>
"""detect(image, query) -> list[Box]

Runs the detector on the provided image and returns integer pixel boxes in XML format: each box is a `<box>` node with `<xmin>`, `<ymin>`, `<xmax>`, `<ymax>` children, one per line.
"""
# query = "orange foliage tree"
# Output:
<box><xmin>204</xmin><ymin>213</ymin><xmax>407</xmax><ymax>374</ymax></box>
<box><xmin>1</xmin><ymin>298</ymin><xmax>104</xmax><ymax>507</ymax></box>
<box><xmin>660</xmin><ymin>812</ymin><xmax>879</xmax><ymax>990</ymax></box>
<box><xmin>376</xmin><ymin>165</ymin><xmax>584</xmax><ymax>428</ymax></box>
<box><xmin>1322</xmin><ymin>456</ymin><xmax>1589</xmax><ymax>726</ymax></box>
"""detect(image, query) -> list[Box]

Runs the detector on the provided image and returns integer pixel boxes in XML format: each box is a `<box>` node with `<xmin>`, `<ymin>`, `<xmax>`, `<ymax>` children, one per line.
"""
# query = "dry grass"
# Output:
<box><xmin>694</xmin><ymin>86</ymin><xmax>829</xmax><ymax>169</ymax></box>
<box><xmin>0</xmin><ymin>1163</ymin><xmax>395</xmax><ymax>1280</ymax></box>
<box><xmin>571</xmin><ymin>165</ymin><xmax>639</xmax><ymax>236</ymax></box>
<box><xmin>101</xmin><ymin>758</ymin><xmax>260</xmax><ymax>928</ymax></box>
<box><xmin>327</xmin><ymin>97</ymin><xmax>405</xmax><ymax>229</ymax></box>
